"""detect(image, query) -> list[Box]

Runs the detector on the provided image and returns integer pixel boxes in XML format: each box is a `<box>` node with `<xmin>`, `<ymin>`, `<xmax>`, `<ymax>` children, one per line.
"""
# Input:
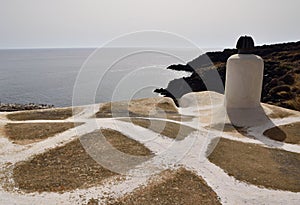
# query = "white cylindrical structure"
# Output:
<box><xmin>225</xmin><ymin>54</ymin><xmax>264</xmax><ymax>109</ymax></box>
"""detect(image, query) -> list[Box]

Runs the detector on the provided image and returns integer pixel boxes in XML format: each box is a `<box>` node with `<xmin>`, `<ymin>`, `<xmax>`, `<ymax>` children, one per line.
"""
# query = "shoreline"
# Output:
<box><xmin>0</xmin><ymin>103</ymin><xmax>54</xmax><ymax>112</ymax></box>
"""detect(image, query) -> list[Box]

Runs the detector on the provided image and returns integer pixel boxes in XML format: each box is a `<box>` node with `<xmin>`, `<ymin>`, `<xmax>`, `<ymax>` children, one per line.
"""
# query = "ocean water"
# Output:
<box><xmin>0</xmin><ymin>48</ymin><xmax>199</xmax><ymax>107</ymax></box>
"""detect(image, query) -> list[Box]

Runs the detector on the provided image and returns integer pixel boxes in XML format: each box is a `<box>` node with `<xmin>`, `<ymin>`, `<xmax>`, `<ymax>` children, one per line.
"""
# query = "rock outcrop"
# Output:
<box><xmin>0</xmin><ymin>103</ymin><xmax>54</xmax><ymax>112</ymax></box>
<box><xmin>155</xmin><ymin>41</ymin><xmax>300</xmax><ymax>111</ymax></box>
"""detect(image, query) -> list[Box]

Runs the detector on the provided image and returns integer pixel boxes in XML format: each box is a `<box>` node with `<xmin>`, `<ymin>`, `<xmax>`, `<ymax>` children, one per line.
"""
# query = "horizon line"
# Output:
<box><xmin>0</xmin><ymin>39</ymin><xmax>299</xmax><ymax>51</ymax></box>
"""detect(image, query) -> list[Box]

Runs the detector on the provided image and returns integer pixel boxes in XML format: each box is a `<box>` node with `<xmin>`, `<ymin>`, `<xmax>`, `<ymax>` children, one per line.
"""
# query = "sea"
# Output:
<box><xmin>0</xmin><ymin>48</ymin><xmax>200</xmax><ymax>107</ymax></box>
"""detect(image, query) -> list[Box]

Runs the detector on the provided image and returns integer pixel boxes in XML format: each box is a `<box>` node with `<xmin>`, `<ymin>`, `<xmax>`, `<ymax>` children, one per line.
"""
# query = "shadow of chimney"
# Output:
<box><xmin>226</xmin><ymin>105</ymin><xmax>287</xmax><ymax>146</ymax></box>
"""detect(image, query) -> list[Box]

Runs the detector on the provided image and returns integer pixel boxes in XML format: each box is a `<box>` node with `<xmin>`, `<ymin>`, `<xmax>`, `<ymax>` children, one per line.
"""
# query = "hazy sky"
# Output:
<box><xmin>1</xmin><ymin>0</ymin><xmax>299</xmax><ymax>49</ymax></box>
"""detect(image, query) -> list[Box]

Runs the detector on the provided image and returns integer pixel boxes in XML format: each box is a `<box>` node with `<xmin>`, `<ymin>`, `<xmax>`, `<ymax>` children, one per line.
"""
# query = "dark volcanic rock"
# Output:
<box><xmin>156</xmin><ymin>41</ymin><xmax>300</xmax><ymax>111</ymax></box>
<box><xmin>0</xmin><ymin>103</ymin><xmax>54</xmax><ymax>112</ymax></box>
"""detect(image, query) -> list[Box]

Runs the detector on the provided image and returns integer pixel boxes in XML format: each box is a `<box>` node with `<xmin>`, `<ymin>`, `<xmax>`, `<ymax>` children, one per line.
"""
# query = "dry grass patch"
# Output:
<box><xmin>82</xmin><ymin>129</ymin><xmax>153</xmax><ymax>157</ymax></box>
<box><xmin>208</xmin><ymin>138</ymin><xmax>300</xmax><ymax>192</ymax></box>
<box><xmin>79</xmin><ymin>129</ymin><xmax>154</xmax><ymax>173</ymax></box>
<box><xmin>264</xmin><ymin>104</ymin><xmax>297</xmax><ymax>119</ymax></box>
<box><xmin>208</xmin><ymin>123</ymin><xmax>248</xmax><ymax>134</ymax></box>
<box><xmin>5</xmin><ymin>122</ymin><xmax>82</xmax><ymax>144</ymax></box>
<box><xmin>13</xmin><ymin>139</ymin><xmax>116</xmax><ymax>193</ymax></box>
<box><xmin>102</xmin><ymin>128</ymin><xmax>152</xmax><ymax>156</ymax></box>
<box><xmin>263</xmin><ymin>122</ymin><xmax>300</xmax><ymax>144</ymax></box>
<box><xmin>87</xmin><ymin>198</ymin><xmax>99</xmax><ymax>205</ymax></box>
<box><xmin>111</xmin><ymin>168</ymin><xmax>221</xmax><ymax>205</ymax></box>
<box><xmin>6</xmin><ymin>107</ymin><xmax>78</xmax><ymax>121</ymax></box>
<box><xmin>0</xmin><ymin>124</ymin><xmax>5</xmax><ymax>136</ymax></box>
<box><xmin>120</xmin><ymin>118</ymin><xmax>196</xmax><ymax>140</ymax></box>
<box><xmin>206</xmin><ymin>123</ymin><xmax>254</xmax><ymax>139</ymax></box>
<box><xmin>95</xmin><ymin>97</ymin><xmax>192</xmax><ymax>121</ymax></box>
<box><xmin>13</xmin><ymin>128</ymin><xmax>152</xmax><ymax>193</ymax></box>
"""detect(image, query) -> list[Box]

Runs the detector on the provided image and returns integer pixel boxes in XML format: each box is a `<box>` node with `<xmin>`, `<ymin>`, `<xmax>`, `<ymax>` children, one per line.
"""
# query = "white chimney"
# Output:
<box><xmin>224</xmin><ymin>36</ymin><xmax>264</xmax><ymax>126</ymax></box>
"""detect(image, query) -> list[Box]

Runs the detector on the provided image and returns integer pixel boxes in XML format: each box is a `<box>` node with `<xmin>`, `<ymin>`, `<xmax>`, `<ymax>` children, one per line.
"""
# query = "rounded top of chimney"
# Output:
<box><xmin>236</xmin><ymin>36</ymin><xmax>255</xmax><ymax>54</ymax></box>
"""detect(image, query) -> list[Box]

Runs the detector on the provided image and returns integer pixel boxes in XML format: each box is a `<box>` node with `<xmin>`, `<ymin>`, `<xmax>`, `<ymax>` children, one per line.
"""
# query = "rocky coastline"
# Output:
<box><xmin>0</xmin><ymin>103</ymin><xmax>54</xmax><ymax>112</ymax></box>
<box><xmin>155</xmin><ymin>41</ymin><xmax>300</xmax><ymax>111</ymax></box>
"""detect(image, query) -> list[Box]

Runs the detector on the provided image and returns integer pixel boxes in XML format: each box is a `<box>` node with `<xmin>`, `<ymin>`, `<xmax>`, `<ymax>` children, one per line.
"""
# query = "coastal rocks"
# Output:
<box><xmin>0</xmin><ymin>103</ymin><xmax>54</xmax><ymax>112</ymax></box>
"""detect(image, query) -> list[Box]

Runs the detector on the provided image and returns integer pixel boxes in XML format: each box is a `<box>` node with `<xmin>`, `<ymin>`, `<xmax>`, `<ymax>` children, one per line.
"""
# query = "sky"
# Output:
<box><xmin>1</xmin><ymin>0</ymin><xmax>299</xmax><ymax>49</ymax></box>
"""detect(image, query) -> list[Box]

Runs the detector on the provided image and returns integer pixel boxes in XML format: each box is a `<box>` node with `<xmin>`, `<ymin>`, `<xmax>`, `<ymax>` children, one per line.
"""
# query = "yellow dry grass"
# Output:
<box><xmin>95</xmin><ymin>97</ymin><xmax>193</xmax><ymax>122</ymax></box>
<box><xmin>120</xmin><ymin>118</ymin><xmax>196</xmax><ymax>140</ymax></box>
<box><xmin>6</xmin><ymin>107</ymin><xmax>78</xmax><ymax>121</ymax></box>
<box><xmin>5</xmin><ymin>122</ymin><xmax>82</xmax><ymax>144</ymax></box>
<box><xmin>208</xmin><ymin>138</ymin><xmax>300</xmax><ymax>192</ymax></box>
<box><xmin>12</xmin><ymin>128</ymin><xmax>152</xmax><ymax>193</ymax></box>
<box><xmin>111</xmin><ymin>168</ymin><xmax>221</xmax><ymax>205</ymax></box>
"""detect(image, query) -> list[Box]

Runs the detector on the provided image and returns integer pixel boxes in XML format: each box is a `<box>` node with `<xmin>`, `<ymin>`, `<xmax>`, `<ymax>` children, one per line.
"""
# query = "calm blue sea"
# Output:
<box><xmin>0</xmin><ymin>48</ymin><xmax>199</xmax><ymax>107</ymax></box>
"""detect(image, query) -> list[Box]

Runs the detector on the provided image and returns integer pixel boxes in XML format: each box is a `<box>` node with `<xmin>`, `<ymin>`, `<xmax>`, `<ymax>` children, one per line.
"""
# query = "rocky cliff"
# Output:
<box><xmin>155</xmin><ymin>41</ymin><xmax>300</xmax><ymax>111</ymax></box>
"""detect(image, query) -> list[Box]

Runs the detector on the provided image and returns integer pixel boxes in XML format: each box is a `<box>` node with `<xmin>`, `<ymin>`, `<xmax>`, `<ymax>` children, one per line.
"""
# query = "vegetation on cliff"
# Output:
<box><xmin>155</xmin><ymin>41</ymin><xmax>300</xmax><ymax>111</ymax></box>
